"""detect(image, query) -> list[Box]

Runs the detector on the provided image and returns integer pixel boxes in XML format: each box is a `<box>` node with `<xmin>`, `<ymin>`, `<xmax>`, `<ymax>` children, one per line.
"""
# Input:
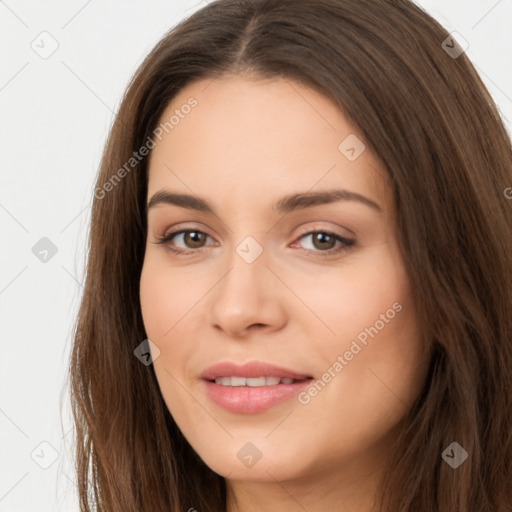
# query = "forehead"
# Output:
<box><xmin>146</xmin><ymin>74</ymin><xmax>391</xmax><ymax>214</ymax></box>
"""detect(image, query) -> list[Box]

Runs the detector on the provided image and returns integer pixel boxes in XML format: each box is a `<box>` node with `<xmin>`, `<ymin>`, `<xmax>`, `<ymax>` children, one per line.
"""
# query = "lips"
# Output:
<box><xmin>200</xmin><ymin>361</ymin><xmax>314</xmax><ymax>413</ymax></box>
<box><xmin>200</xmin><ymin>361</ymin><xmax>313</xmax><ymax>381</ymax></box>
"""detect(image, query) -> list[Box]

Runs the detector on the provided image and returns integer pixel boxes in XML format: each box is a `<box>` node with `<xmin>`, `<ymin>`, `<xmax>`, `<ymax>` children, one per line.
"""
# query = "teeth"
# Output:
<box><xmin>213</xmin><ymin>376</ymin><xmax>297</xmax><ymax>386</ymax></box>
<box><xmin>231</xmin><ymin>376</ymin><xmax>246</xmax><ymax>386</ymax></box>
<box><xmin>246</xmin><ymin>377</ymin><xmax>266</xmax><ymax>387</ymax></box>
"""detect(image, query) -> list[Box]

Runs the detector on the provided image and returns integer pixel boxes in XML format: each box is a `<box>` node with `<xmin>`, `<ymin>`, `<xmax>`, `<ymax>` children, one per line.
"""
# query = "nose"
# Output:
<box><xmin>208</xmin><ymin>241</ymin><xmax>287</xmax><ymax>338</ymax></box>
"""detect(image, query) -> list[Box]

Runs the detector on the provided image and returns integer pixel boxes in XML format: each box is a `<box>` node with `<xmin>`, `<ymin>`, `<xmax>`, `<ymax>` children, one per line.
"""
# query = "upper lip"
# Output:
<box><xmin>200</xmin><ymin>361</ymin><xmax>313</xmax><ymax>381</ymax></box>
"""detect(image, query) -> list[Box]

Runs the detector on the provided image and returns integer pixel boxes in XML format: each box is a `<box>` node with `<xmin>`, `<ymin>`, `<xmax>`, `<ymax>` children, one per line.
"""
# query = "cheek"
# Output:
<box><xmin>288</xmin><ymin>245</ymin><xmax>411</xmax><ymax>355</ymax></box>
<box><xmin>139</xmin><ymin>252</ymin><xmax>208</xmax><ymax>338</ymax></box>
<box><xmin>139</xmin><ymin>258</ymin><xmax>206</xmax><ymax>422</ymax></box>
<box><xmin>138</xmin><ymin>250</ymin><xmax>224</xmax><ymax>380</ymax></box>
<box><xmin>294</xmin><ymin>245</ymin><xmax>425</xmax><ymax>422</ymax></box>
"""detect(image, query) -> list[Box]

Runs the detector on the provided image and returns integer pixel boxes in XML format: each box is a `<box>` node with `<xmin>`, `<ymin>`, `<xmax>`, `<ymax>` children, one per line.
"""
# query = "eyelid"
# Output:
<box><xmin>294</xmin><ymin>222</ymin><xmax>354</xmax><ymax>239</ymax></box>
<box><xmin>156</xmin><ymin>221</ymin><xmax>353</xmax><ymax>240</ymax></box>
<box><xmin>156</xmin><ymin>222</ymin><xmax>215</xmax><ymax>243</ymax></box>
<box><xmin>153</xmin><ymin>222</ymin><xmax>355</xmax><ymax>256</ymax></box>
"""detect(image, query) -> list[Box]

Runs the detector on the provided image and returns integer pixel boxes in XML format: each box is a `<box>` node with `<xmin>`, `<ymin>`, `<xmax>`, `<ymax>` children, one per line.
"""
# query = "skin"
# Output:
<box><xmin>139</xmin><ymin>74</ymin><xmax>431</xmax><ymax>512</ymax></box>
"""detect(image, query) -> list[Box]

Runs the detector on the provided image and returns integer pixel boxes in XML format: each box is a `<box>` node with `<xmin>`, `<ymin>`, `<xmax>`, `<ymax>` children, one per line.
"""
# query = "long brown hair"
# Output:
<box><xmin>68</xmin><ymin>1</ymin><xmax>512</xmax><ymax>510</ymax></box>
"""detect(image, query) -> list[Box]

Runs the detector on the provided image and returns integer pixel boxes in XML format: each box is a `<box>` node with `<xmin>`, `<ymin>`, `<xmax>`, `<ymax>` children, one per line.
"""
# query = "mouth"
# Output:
<box><xmin>201</xmin><ymin>376</ymin><xmax>314</xmax><ymax>414</ymax></box>
<box><xmin>199</xmin><ymin>361</ymin><xmax>314</xmax><ymax>414</ymax></box>
<box><xmin>206</xmin><ymin>376</ymin><xmax>312</xmax><ymax>387</ymax></box>
<box><xmin>200</xmin><ymin>360</ymin><xmax>313</xmax><ymax>382</ymax></box>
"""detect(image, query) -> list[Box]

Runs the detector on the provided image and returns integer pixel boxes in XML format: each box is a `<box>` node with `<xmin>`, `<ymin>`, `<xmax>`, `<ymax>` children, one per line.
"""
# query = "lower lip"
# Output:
<box><xmin>202</xmin><ymin>378</ymin><xmax>313</xmax><ymax>414</ymax></box>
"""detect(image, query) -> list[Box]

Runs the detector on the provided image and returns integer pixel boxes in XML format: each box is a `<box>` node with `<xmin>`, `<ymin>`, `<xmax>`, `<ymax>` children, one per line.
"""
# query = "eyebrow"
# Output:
<box><xmin>147</xmin><ymin>188</ymin><xmax>382</xmax><ymax>215</ymax></box>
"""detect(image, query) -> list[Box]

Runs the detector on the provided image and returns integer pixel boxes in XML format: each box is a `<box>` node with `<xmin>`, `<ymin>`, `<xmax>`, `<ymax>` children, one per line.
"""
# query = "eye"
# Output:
<box><xmin>291</xmin><ymin>230</ymin><xmax>355</xmax><ymax>256</ymax></box>
<box><xmin>152</xmin><ymin>228</ymin><xmax>355</xmax><ymax>257</ymax></box>
<box><xmin>153</xmin><ymin>229</ymin><xmax>214</xmax><ymax>254</ymax></box>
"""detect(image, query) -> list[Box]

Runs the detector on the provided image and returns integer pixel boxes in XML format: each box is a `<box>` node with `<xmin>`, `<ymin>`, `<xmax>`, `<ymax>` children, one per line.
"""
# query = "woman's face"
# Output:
<box><xmin>140</xmin><ymin>74</ymin><xmax>430</xmax><ymax>487</ymax></box>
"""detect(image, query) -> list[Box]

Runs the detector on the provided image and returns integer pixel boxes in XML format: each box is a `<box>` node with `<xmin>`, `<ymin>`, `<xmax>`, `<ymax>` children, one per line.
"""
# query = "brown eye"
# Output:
<box><xmin>295</xmin><ymin>230</ymin><xmax>354</xmax><ymax>254</ymax></box>
<box><xmin>182</xmin><ymin>231</ymin><xmax>207</xmax><ymax>249</ymax></box>
<box><xmin>310</xmin><ymin>232</ymin><xmax>337</xmax><ymax>251</ymax></box>
<box><xmin>155</xmin><ymin>228</ymin><xmax>354</xmax><ymax>257</ymax></box>
<box><xmin>154</xmin><ymin>229</ymin><xmax>214</xmax><ymax>253</ymax></box>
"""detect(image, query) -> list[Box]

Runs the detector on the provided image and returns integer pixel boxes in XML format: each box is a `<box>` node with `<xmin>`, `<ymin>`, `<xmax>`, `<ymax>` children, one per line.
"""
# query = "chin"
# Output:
<box><xmin>194</xmin><ymin>437</ymin><xmax>312</xmax><ymax>482</ymax></box>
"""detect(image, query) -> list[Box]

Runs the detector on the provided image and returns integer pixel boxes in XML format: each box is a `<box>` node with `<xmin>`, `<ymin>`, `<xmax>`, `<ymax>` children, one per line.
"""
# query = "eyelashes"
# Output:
<box><xmin>152</xmin><ymin>227</ymin><xmax>355</xmax><ymax>258</ymax></box>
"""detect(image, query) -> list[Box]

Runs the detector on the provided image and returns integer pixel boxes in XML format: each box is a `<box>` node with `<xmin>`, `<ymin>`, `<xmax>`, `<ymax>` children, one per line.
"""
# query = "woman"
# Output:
<box><xmin>69</xmin><ymin>0</ymin><xmax>512</xmax><ymax>510</ymax></box>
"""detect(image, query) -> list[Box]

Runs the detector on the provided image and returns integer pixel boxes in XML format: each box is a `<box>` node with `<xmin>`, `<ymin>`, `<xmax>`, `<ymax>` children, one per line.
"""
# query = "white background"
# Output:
<box><xmin>1</xmin><ymin>1</ymin><xmax>511</xmax><ymax>510</ymax></box>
